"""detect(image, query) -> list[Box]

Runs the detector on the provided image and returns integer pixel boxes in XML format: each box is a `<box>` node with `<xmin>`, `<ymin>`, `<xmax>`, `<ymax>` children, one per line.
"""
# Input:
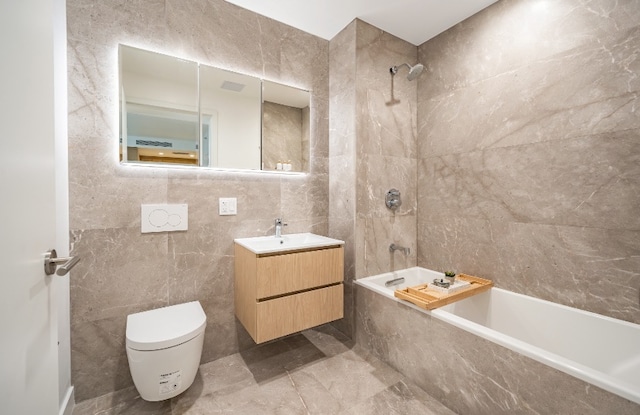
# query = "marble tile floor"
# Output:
<box><xmin>73</xmin><ymin>325</ymin><xmax>456</xmax><ymax>415</ymax></box>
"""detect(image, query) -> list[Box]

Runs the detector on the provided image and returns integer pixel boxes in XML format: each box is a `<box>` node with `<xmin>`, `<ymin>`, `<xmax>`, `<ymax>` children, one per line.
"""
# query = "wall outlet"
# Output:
<box><xmin>219</xmin><ymin>197</ymin><xmax>237</xmax><ymax>215</ymax></box>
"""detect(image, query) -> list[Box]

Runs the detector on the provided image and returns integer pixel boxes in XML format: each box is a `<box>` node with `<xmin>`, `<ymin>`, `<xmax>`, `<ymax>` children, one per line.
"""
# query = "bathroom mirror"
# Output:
<box><xmin>119</xmin><ymin>45</ymin><xmax>310</xmax><ymax>172</ymax></box>
<box><xmin>119</xmin><ymin>46</ymin><xmax>199</xmax><ymax>165</ymax></box>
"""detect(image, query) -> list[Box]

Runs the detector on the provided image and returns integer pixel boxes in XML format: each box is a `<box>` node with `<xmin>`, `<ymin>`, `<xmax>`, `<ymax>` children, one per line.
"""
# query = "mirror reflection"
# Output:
<box><xmin>262</xmin><ymin>81</ymin><xmax>310</xmax><ymax>172</ymax></box>
<box><xmin>199</xmin><ymin>64</ymin><xmax>262</xmax><ymax>169</ymax></box>
<box><xmin>119</xmin><ymin>46</ymin><xmax>199</xmax><ymax>165</ymax></box>
<box><xmin>118</xmin><ymin>45</ymin><xmax>311</xmax><ymax>172</ymax></box>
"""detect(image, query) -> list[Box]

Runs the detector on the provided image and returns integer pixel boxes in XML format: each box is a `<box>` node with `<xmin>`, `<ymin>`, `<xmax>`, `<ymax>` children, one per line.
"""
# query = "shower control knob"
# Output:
<box><xmin>385</xmin><ymin>189</ymin><xmax>402</xmax><ymax>210</ymax></box>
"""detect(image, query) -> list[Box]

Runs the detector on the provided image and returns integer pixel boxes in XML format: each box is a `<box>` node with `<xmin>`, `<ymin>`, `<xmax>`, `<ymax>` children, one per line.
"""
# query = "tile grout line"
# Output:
<box><xmin>286</xmin><ymin>370</ymin><xmax>311</xmax><ymax>415</ymax></box>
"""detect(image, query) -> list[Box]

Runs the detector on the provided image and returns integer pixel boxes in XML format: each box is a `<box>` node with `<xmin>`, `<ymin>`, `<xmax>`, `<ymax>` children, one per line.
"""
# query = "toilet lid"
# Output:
<box><xmin>126</xmin><ymin>301</ymin><xmax>207</xmax><ymax>351</ymax></box>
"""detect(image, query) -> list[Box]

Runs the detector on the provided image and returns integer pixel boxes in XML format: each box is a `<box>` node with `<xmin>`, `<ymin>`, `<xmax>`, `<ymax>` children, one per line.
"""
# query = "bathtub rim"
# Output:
<box><xmin>355</xmin><ymin>268</ymin><xmax>640</xmax><ymax>405</ymax></box>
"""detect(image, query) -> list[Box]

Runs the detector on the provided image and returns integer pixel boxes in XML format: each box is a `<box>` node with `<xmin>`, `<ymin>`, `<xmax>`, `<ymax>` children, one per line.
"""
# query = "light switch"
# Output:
<box><xmin>141</xmin><ymin>204</ymin><xmax>188</xmax><ymax>233</ymax></box>
<box><xmin>219</xmin><ymin>198</ymin><xmax>237</xmax><ymax>216</ymax></box>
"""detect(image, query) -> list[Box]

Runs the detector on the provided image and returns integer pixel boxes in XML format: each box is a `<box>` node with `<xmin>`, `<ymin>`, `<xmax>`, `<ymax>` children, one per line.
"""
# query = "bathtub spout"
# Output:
<box><xmin>385</xmin><ymin>277</ymin><xmax>405</xmax><ymax>287</ymax></box>
<box><xmin>389</xmin><ymin>243</ymin><xmax>410</xmax><ymax>255</ymax></box>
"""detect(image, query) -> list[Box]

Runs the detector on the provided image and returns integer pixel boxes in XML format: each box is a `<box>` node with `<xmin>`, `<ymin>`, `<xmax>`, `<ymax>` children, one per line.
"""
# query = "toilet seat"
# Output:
<box><xmin>126</xmin><ymin>301</ymin><xmax>206</xmax><ymax>351</ymax></box>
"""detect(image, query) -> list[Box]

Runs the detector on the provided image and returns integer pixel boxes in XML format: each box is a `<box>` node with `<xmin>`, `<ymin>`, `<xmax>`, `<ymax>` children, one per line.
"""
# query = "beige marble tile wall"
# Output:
<box><xmin>67</xmin><ymin>0</ymin><xmax>329</xmax><ymax>402</ymax></box>
<box><xmin>417</xmin><ymin>0</ymin><xmax>640</xmax><ymax>323</ymax></box>
<box><xmin>329</xmin><ymin>20</ymin><xmax>418</xmax><ymax>337</ymax></box>
<box><xmin>354</xmin><ymin>21</ymin><xmax>418</xmax><ymax>279</ymax></box>
<box><xmin>355</xmin><ymin>286</ymin><xmax>640</xmax><ymax>414</ymax></box>
<box><xmin>329</xmin><ymin>21</ymin><xmax>358</xmax><ymax>337</ymax></box>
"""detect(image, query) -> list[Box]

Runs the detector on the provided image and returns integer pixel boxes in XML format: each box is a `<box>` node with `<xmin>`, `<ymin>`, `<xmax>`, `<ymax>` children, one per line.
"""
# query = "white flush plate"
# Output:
<box><xmin>141</xmin><ymin>204</ymin><xmax>188</xmax><ymax>233</ymax></box>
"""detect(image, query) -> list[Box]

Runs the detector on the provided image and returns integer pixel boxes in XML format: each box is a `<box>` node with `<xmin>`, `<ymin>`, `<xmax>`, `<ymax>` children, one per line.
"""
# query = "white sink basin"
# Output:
<box><xmin>234</xmin><ymin>233</ymin><xmax>344</xmax><ymax>254</ymax></box>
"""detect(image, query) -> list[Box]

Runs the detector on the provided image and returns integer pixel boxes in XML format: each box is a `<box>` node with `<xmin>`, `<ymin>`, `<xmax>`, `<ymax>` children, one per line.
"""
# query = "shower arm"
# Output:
<box><xmin>390</xmin><ymin>63</ymin><xmax>411</xmax><ymax>75</ymax></box>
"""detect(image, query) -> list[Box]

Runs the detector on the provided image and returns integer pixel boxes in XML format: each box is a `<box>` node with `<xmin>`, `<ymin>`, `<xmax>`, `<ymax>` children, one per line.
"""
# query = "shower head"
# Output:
<box><xmin>407</xmin><ymin>63</ymin><xmax>424</xmax><ymax>81</ymax></box>
<box><xmin>390</xmin><ymin>63</ymin><xmax>424</xmax><ymax>81</ymax></box>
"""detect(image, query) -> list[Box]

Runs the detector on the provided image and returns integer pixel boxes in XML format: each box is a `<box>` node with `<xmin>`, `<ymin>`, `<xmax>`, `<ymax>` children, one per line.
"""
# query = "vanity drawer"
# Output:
<box><xmin>255</xmin><ymin>247</ymin><xmax>343</xmax><ymax>299</ymax></box>
<box><xmin>255</xmin><ymin>284</ymin><xmax>343</xmax><ymax>343</ymax></box>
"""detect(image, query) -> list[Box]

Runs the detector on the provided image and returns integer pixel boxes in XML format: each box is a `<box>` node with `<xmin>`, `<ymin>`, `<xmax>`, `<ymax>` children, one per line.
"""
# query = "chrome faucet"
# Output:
<box><xmin>389</xmin><ymin>243</ymin><xmax>410</xmax><ymax>255</ymax></box>
<box><xmin>274</xmin><ymin>218</ymin><xmax>287</xmax><ymax>238</ymax></box>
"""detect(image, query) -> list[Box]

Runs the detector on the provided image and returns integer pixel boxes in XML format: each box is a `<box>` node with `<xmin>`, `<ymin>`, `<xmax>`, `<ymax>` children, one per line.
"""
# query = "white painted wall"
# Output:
<box><xmin>123</xmin><ymin>70</ymin><xmax>198</xmax><ymax>113</ymax></box>
<box><xmin>201</xmin><ymin>89</ymin><xmax>261</xmax><ymax>169</ymax></box>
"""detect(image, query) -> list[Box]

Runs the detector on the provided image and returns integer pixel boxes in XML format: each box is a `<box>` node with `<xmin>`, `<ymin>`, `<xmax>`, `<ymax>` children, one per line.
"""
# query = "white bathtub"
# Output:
<box><xmin>355</xmin><ymin>267</ymin><xmax>640</xmax><ymax>405</ymax></box>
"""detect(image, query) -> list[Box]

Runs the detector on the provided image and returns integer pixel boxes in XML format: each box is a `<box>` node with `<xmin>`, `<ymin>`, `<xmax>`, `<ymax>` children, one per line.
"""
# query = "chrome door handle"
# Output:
<box><xmin>44</xmin><ymin>249</ymin><xmax>81</xmax><ymax>276</ymax></box>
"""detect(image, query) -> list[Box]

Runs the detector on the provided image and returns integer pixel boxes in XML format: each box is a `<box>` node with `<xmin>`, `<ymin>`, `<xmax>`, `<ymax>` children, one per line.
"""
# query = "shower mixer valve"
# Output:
<box><xmin>385</xmin><ymin>188</ymin><xmax>402</xmax><ymax>210</ymax></box>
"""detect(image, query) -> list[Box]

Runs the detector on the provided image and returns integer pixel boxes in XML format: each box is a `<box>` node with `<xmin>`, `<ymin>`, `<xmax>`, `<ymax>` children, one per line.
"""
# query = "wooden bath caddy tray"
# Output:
<box><xmin>394</xmin><ymin>274</ymin><xmax>493</xmax><ymax>310</ymax></box>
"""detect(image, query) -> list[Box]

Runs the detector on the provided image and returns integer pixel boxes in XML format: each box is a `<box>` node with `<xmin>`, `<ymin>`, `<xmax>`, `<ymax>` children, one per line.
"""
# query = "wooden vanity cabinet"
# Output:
<box><xmin>234</xmin><ymin>244</ymin><xmax>344</xmax><ymax>344</ymax></box>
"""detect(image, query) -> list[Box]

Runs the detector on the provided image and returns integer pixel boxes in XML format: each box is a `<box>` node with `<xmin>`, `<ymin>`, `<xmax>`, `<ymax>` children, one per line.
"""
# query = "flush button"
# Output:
<box><xmin>141</xmin><ymin>204</ymin><xmax>188</xmax><ymax>233</ymax></box>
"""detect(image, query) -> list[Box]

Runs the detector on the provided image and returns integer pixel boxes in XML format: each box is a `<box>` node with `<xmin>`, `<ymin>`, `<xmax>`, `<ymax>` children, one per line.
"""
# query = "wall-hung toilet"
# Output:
<box><xmin>125</xmin><ymin>301</ymin><xmax>206</xmax><ymax>401</ymax></box>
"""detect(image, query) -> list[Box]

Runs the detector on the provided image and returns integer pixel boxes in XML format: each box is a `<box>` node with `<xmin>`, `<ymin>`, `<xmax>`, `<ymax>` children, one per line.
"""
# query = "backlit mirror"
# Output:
<box><xmin>119</xmin><ymin>46</ymin><xmax>199</xmax><ymax>164</ymax></box>
<box><xmin>119</xmin><ymin>45</ymin><xmax>310</xmax><ymax>172</ymax></box>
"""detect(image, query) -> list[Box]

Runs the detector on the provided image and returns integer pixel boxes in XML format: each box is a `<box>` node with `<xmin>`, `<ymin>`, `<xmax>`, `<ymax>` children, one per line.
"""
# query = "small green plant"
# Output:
<box><xmin>444</xmin><ymin>271</ymin><xmax>456</xmax><ymax>278</ymax></box>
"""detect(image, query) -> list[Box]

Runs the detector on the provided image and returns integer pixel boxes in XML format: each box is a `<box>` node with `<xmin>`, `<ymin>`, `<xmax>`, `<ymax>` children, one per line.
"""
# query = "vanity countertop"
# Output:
<box><xmin>234</xmin><ymin>232</ymin><xmax>344</xmax><ymax>255</ymax></box>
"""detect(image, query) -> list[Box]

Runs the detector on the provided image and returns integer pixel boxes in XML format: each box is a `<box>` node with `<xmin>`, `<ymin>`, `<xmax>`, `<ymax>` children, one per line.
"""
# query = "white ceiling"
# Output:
<box><xmin>224</xmin><ymin>0</ymin><xmax>499</xmax><ymax>46</ymax></box>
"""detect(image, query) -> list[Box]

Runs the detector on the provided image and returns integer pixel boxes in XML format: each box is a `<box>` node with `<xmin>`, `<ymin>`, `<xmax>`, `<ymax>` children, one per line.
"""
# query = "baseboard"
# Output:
<box><xmin>59</xmin><ymin>386</ymin><xmax>74</xmax><ymax>415</ymax></box>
